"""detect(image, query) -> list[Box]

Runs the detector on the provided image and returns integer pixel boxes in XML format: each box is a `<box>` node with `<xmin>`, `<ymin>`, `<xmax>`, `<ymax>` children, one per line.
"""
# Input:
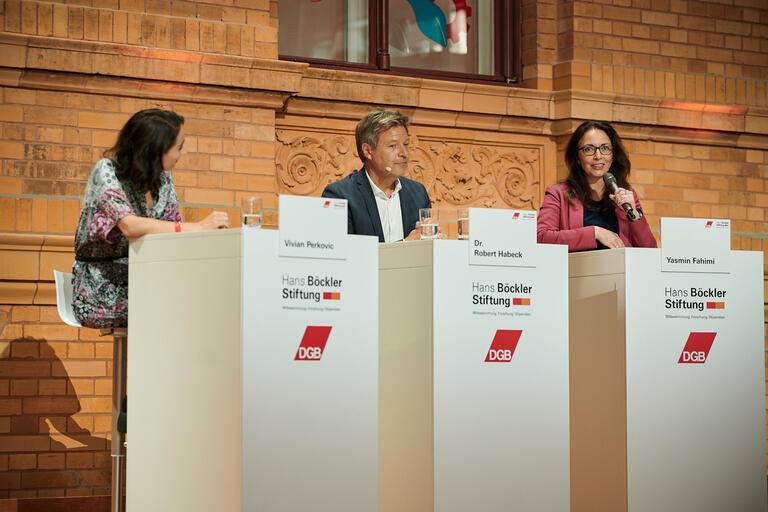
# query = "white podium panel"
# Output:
<box><xmin>380</xmin><ymin>240</ymin><xmax>570</xmax><ymax>512</ymax></box>
<box><xmin>241</xmin><ymin>230</ymin><xmax>378</xmax><ymax>512</ymax></box>
<box><xmin>127</xmin><ymin>229</ymin><xmax>378</xmax><ymax>512</ymax></box>
<box><xmin>569</xmin><ymin>248</ymin><xmax>766</xmax><ymax>512</ymax></box>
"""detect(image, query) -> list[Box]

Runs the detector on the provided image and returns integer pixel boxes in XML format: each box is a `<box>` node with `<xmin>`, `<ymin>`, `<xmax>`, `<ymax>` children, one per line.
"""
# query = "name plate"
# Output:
<box><xmin>660</xmin><ymin>217</ymin><xmax>730</xmax><ymax>273</ymax></box>
<box><xmin>468</xmin><ymin>208</ymin><xmax>537</xmax><ymax>267</ymax></box>
<box><xmin>279</xmin><ymin>195</ymin><xmax>348</xmax><ymax>260</ymax></box>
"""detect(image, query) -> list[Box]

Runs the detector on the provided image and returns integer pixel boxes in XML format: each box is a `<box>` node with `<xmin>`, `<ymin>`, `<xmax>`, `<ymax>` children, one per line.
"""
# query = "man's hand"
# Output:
<box><xmin>405</xmin><ymin>222</ymin><xmax>421</xmax><ymax>241</ymax></box>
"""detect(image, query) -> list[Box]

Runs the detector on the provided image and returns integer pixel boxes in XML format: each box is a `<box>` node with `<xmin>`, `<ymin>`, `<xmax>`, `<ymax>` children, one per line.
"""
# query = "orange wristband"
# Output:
<box><xmin>174</xmin><ymin>221</ymin><xmax>181</xmax><ymax>232</ymax></box>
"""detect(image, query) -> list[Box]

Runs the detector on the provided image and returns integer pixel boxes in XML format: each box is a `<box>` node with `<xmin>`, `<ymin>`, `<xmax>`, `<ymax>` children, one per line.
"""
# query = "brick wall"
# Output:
<box><xmin>0</xmin><ymin>0</ymin><xmax>765</xmax><ymax>501</ymax></box>
<box><xmin>525</xmin><ymin>0</ymin><xmax>768</xmax><ymax>106</ymax></box>
<box><xmin>1</xmin><ymin>0</ymin><xmax>276</xmax><ymax>59</ymax></box>
<box><xmin>557</xmin><ymin>0</ymin><xmax>768</xmax><ymax>96</ymax></box>
<box><xmin>0</xmin><ymin>306</ymin><xmax>111</xmax><ymax>498</ymax></box>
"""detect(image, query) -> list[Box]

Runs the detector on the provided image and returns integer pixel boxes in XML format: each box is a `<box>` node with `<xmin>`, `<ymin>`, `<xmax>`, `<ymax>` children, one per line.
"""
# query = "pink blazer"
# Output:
<box><xmin>537</xmin><ymin>183</ymin><xmax>657</xmax><ymax>252</ymax></box>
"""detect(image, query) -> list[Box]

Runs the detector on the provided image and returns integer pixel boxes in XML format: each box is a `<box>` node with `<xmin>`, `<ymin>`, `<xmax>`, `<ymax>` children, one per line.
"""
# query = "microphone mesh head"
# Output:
<box><xmin>602</xmin><ymin>172</ymin><xmax>617</xmax><ymax>187</ymax></box>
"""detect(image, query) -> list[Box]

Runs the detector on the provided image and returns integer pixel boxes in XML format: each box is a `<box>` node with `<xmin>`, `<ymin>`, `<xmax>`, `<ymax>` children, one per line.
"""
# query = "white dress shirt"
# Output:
<box><xmin>365</xmin><ymin>170</ymin><xmax>404</xmax><ymax>242</ymax></box>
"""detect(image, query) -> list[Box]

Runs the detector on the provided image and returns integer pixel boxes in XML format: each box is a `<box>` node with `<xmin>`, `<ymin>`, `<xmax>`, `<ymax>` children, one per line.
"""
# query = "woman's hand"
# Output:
<box><xmin>187</xmin><ymin>211</ymin><xmax>230</xmax><ymax>231</ymax></box>
<box><xmin>609</xmin><ymin>187</ymin><xmax>637</xmax><ymax>212</ymax></box>
<box><xmin>595</xmin><ymin>226</ymin><xmax>624</xmax><ymax>249</ymax></box>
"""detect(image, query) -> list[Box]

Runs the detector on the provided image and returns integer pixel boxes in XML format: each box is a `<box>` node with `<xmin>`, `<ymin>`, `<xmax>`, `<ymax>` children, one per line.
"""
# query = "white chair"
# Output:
<box><xmin>53</xmin><ymin>270</ymin><xmax>82</xmax><ymax>327</ymax></box>
<box><xmin>53</xmin><ymin>269</ymin><xmax>127</xmax><ymax>512</ymax></box>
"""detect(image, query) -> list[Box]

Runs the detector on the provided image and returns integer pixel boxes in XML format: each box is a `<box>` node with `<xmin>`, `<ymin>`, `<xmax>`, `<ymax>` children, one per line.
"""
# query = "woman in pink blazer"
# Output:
<box><xmin>537</xmin><ymin>121</ymin><xmax>657</xmax><ymax>252</ymax></box>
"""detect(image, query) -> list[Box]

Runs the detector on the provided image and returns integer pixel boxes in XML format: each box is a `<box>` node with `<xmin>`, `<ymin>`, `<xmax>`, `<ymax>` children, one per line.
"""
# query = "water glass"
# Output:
<box><xmin>242</xmin><ymin>197</ymin><xmax>263</xmax><ymax>228</ymax></box>
<box><xmin>419</xmin><ymin>208</ymin><xmax>439</xmax><ymax>240</ymax></box>
<box><xmin>457</xmin><ymin>207</ymin><xmax>469</xmax><ymax>240</ymax></box>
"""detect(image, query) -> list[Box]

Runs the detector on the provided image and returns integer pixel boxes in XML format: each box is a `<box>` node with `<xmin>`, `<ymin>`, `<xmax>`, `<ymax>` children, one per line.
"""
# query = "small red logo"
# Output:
<box><xmin>295</xmin><ymin>326</ymin><xmax>332</xmax><ymax>361</ymax></box>
<box><xmin>323</xmin><ymin>200</ymin><xmax>331</xmax><ymax>208</ymax></box>
<box><xmin>485</xmin><ymin>330</ymin><xmax>522</xmax><ymax>362</ymax></box>
<box><xmin>705</xmin><ymin>220</ymin><xmax>713</xmax><ymax>228</ymax></box>
<box><xmin>706</xmin><ymin>302</ymin><xmax>724</xmax><ymax>309</ymax></box>
<box><xmin>678</xmin><ymin>332</ymin><xmax>716</xmax><ymax>364</ymax></box>
<box><xmin>322</xmin><ymin>292</ymin><xmax>340</xmax><ymax>300</ymax></box>
<box><xmin>513</xmin><ymin>212</ymin><xmax>520</xmax><ymax>219</ymax></box>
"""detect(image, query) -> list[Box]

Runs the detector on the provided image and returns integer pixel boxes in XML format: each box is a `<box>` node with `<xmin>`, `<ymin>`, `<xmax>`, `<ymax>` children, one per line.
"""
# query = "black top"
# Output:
<box><xmin>583</xmin><ymin>200</ymin><xmax>619</xmax><ymax>250</ymax></box>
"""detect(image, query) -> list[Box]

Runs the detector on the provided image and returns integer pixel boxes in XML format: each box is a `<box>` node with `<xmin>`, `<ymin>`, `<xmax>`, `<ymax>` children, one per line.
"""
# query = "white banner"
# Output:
<box><xmin>468</xmin><ymin>208</ymin><xmax>538</xmax><ymax>267</ymax></box>
<box><xmin>433</xmin><ymin>240</ymin><xmax>569</xmax><ymax>511</ymax></box>
<box><xmin>241</xmin><ymin>229</ymin><xmax>377</xmax><ymax>511</ymax></box>
<box><xmin>624</xmin><ymin>248</ymin><xmax>766</xmax><ymax>512</ymax></box>
<box><xmin>660</xmin><ymin>217</ymin><xmax>730</xmax><ymax>273</ymax></box>
<box><xmin>279</xmin><ymin>194</ymin><xmax>348</xmax><ymax>260</ymax></box>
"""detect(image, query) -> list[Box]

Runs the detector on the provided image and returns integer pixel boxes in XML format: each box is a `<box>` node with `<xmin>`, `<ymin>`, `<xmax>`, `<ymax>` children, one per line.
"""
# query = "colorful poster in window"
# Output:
<box><xmin>390</xmin><ymin>0</ymin><xmax>490</xmax><ymax>74</ymax></box>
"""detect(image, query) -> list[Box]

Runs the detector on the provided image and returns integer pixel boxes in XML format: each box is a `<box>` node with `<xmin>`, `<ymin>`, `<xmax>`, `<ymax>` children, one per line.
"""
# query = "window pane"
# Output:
<box><xmin>279</xmin><ymin>0</ymin><xmax>369</xmax><ymax>63</ymax></box>
<box><xmin>389</xmin><ymin>0</ymin><xmax>493</xmax><ymax>75</ymax></box>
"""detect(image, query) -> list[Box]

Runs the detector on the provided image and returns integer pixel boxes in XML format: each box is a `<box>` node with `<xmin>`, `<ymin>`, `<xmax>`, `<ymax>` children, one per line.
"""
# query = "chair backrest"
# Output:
<box><xmin>53</xmin><ymin>270</ymin><xmax>82</xmax><ymax>328</ymax></box>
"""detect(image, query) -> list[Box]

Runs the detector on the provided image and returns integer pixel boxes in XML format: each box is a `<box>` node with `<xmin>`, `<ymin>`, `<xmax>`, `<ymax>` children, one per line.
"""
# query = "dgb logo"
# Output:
<box><xmin>485</xmin><ymin>330</ymin><xmax>522</xmax><ymax>363</ymax></box>
<box><xmin>295</xmin><ymin>326</ymin><xmax>332</xmax><ymax>361</ymax></box>
<box><xmin>678</xmin><ymin>332</ymin><xmax>716</xmax><ymax>364</ymax></box>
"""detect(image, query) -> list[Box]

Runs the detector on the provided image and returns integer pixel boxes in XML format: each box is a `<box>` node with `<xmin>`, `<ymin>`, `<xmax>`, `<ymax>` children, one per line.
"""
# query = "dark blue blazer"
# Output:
<box><xmin>321</xmin><ymin>168</ymin><xmax>431</xmax><ymax>242</ymax></box>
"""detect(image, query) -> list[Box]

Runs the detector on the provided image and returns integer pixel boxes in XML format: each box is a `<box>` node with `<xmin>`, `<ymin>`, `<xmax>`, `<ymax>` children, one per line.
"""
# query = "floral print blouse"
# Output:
<box><xmin>72</xmin><ymin>158</ymin><xmax>181</xmax><ymax>328</ymax></box>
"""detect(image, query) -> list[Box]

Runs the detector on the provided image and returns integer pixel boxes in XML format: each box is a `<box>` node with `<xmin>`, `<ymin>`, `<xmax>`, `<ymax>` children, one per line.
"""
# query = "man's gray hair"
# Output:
<box><xmin>355</xmin><ymin>109</ymin><xmax>409</xmax><ymax>163</ymax></box>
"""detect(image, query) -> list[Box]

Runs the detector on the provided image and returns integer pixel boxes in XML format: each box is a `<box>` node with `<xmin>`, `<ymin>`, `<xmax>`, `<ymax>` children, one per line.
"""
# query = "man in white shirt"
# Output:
<box><xmin>322</xmin><ymin>109</ymin><xmax>431</xmax><ymax>242</ymax></box>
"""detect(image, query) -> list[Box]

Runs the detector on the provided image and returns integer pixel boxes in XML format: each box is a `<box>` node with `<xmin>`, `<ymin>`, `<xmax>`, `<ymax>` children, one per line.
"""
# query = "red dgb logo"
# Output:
<box><xmin>295</xmin><ymin>326</ymin><xmax>332</xmax><ymax>361</ymax></box>
<box><xmin>678</xmin><ymin>332</ymin><xmax>716</xmax><ymax>364</ymax></box>
<box><xmin>705</xmin><ymin>220</ymin><xmax>713</xmax><ymax>228</ymax></box>
<box><xmin>485</xmin><ymin>330</ymin><xmax>522</xmax><ymax>362</ymax></box>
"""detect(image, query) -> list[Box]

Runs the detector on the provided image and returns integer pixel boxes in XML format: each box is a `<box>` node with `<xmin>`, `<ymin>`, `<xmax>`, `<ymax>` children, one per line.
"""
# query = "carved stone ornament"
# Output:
<box><xmin>424</xmin><ymin>141</ymin><xmax>540</xmax><ymax>209</ymax></box>
<box><xmin>275</xmin><ymin>130</ymin><xmax>540</xmax><ymax>209</ymax></box>
<box><xmin>275</xmin><ymin>130</ymin><xmax>358</xmax><ymax>195</ymax></box>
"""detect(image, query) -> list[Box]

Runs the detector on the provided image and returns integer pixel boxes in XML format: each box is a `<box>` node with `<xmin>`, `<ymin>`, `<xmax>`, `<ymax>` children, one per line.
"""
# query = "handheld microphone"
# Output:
<box><xmin>603</xmin><ymin>172</ymin><xmax>637</xmax><ymax>221</ymax></box>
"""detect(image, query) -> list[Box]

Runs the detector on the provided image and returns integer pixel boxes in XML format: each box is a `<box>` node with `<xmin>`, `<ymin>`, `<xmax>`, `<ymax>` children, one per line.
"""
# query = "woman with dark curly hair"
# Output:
<box><xmin>72</xmin><ymin>108</ymin><xmax>229</xmax><ymax>328</ymax></box>
<box><xmin>537</xmin><ymin>120</ymin><xmax>656</xmax><ymax>252</ymax></box>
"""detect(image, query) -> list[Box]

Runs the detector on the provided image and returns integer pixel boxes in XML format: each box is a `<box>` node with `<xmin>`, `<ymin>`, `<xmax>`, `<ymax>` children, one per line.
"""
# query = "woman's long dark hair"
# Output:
<box><xmin>564</xmin><ymin>121</ymin><xmax>631</xmax><ymax>212</ymax></box>
<box><xmin>105</xmin><ymin>109</ymin><xmax>184</xmax><ymax>197</ymax></box>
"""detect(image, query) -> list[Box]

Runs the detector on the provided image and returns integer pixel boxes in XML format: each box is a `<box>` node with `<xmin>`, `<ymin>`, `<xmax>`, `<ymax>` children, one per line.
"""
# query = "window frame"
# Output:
<box><xmin>278</xmin><ymin>0</ymin><xmax>522</xmax><ymax>86</ymax></box>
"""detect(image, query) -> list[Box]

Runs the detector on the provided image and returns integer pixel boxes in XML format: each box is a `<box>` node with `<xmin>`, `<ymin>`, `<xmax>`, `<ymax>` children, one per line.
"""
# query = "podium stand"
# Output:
<box><xmin>126</xmin><ymin>229</ymin><xmax>378</xmax><ymax>512</ymax></box>
<box><xmin>379</xmin><ymin>240</ymin><xmax>570</xmax><ymax>512</ymax></box>
<box><xmin>569</xmin><ymin>248</ymin><xmax>767</xmax><ymax>512</ymax></box>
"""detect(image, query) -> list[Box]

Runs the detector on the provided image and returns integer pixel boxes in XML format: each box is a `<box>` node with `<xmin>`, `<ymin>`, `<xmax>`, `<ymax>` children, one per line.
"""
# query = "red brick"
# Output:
<box><xmin>77</xmin><ymin>398</ymin><xmax>110</xmax><ymax>414</ymax></box>
<box><xmin>10</xmin><ymin>380</ymin><xmax>37</xmax><ymax>396</ymax></box>
<box><xmin>0</xmin><ymin>399</ymin><xmax>22</xmax><ymax>415</ymax></box>
<box><xmin>68</xmin><ymin>6</ymin><xmax>84</xmax><ymax>39</ymax></box>
<box><xmin>23</xmin><ymin>325</ymin><xmax>79</xmax><ymax>342</ymax></box>
<box><xmin>12</xmin><ymin>415</ymin><xmax>38</xmax><ymax>435</ymax></box>
<box><xmin>8</xmin><ymin>339</ymin><xmax>38</xmax><ymax>358</ymax></box>
<box><xmin>20</xmin><ymin>470</ymin><xmax>77</xmax><ymax>488</ymax></box>
<box><xmin>65</xmin><ymin>452</ymin><xmax>93</xmax><ymax>469</ymax></box>
<box><xmin>38</xmin><ymin>379</ymin><xmax>67</xmax><ymax>396</ymax></box>
<box><xmin>93</xmin><ymin>415</ymin><xmax>111</xmax><ymax>434</ymax></box>
<box><xmin>20</xmin><ymin>1</ymin><xmax>37</xmax><ymax>34</ymax></box>
<box><xmin>53</xmin><ymin>361</ymin><xmax>106</xmax><ymax>378</ymax></box>
<box><xmin>67</xmin><ymin>342</ymin><xmax>94</xmax><ymax>359</ymax></box>
<box><xmin>93</xmin><ymin>378</ymin><xmax>111</xmax><ymax>396</ymax></box>
<box><xmin>0</xmin><ymin>436</ymin><xmax>49</xmax><ymax>452</ymax></box>
<box><xmin>8</xmin><ymin>454</ymin><xmax>35</xmax><ymax>471</ymax></box>
<box><xmin>641</xmin><ymin>11</ymin><xmax>677</xmax><ymax>27</ymax></box>
<box><xmin>78</xmin><ymin>469</ymin><xmax>110</xmax><ymax>487</ymax></box>
<box><xmin>37</xmin><ymin>453</ymin><xmax>65</xmax><ymax>470</ymax></box>
<box><xmin>0</xmin><ymin>362</ymin><xmax>50</xmax><ymax>378</ymax></box>
<box><xmin>22</xmin><ymin>397</ymin><xmax>79</xmax><ymax>415</ymax></box>
<box><xmin>0</xmin><ymin>471</ymin><xmax>21</xmax><ymax>490</ymax></box>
